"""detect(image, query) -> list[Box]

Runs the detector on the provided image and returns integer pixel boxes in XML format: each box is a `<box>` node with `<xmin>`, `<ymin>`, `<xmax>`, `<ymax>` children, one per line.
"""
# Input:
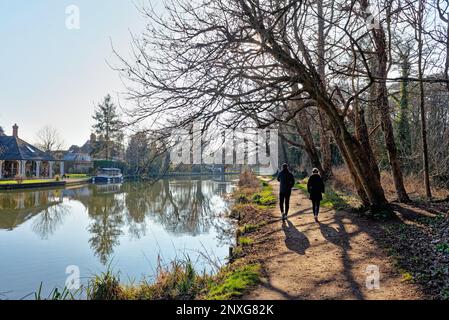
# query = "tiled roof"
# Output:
<box><xmin>63</xmin><ymin>152</ymin><xmax>91</xmax><ymax>162</ymax></box>
<box><xmin>0</xmin><ymin>136</ymin><xmax>55</xmax><ymax>161</ymax></box>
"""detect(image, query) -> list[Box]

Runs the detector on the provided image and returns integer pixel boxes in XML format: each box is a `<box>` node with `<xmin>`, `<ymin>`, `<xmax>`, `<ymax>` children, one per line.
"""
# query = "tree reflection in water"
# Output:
<box><xmin>122</xmin><ymin>177</ymin><xmax>234</xmax><ymax>244</ymax></box>
<box><xmin>32</xmin><ymin>203</ymin><xmax>69</xmax><ymax>239</ymax></box>
<box><xmin>83</xmin><ymin>185</ymin><xmax>125</xmax><ymax>265</ymax></box>
<box><xmin>0</xmin><ymin>189</ymin><xmax>66</xmax><ymax>236</ymax></box>
<box><xmin>0</xmin><ymin>177</ymin><xmax>236</xmax><ymax>266</ymax></box>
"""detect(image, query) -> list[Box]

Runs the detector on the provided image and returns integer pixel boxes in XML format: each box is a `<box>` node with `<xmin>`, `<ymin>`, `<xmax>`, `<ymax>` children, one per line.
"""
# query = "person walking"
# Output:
<box><xmin>307</xmin><ymin>168</ymin><xmax>325</xmax><ymax>222</ymax></box>
<box><xmin>277</xmin><ymin>163</ymin><xmax>295</xmax><ymax>221</ymax></box>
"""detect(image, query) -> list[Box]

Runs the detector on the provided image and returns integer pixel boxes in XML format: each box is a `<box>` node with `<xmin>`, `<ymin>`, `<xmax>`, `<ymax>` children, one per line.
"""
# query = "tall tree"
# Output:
<box><xmin>92</xmin><ymin>95</ymin><xmax>122</xmax><ymax>161</ymax></box>
<box><xmin>360</xmin><ymin>0</ymin><xmax>410</xmax><ymax>203</ymax></box>
<box><xmin>416</xmin><ymin>0</ymin><xmax>432</xmax><ymax>199</ymax></box>
<box><xmin>394</xmin><ymin>40</ymin><xmax>413</xmax><ymax>167</ymax></box>
<box><xmin>125</xmin><ymin>132</ymin><xmax>151</xmax><ymax>175</ymax></box>
<box><xmin>316</xmin><ymin>0</ymin><xmax>333</xmax><ymax>180</ymax></box>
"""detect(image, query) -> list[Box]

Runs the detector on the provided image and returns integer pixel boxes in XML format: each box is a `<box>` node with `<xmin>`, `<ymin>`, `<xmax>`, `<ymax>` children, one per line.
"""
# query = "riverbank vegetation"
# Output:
<box><xmin>0</xmin><ymin>179</ymin><xmax>57</xmax><ymax>185</ymax></box>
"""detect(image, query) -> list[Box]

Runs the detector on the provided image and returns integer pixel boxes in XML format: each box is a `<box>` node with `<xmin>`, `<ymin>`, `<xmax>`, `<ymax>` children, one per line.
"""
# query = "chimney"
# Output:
<box><xmin>12</xmin><ymin>124</ymin><xmax>18</xmax><ymax>137</ymax></box>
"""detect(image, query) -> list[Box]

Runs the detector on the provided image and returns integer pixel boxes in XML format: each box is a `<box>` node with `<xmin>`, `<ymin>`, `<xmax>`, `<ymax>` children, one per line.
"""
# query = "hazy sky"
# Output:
<box><xmin>0</xmin><ymin>0</ymin><xmax>148</xmax><ymax>147</ymax></box>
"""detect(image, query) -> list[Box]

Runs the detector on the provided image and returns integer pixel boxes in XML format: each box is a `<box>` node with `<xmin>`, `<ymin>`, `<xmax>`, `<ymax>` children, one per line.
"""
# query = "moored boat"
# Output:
<box><xmin>92</xmin><ymin>168</ymin><xmax>123</xmax><ymax>184</ymax></box>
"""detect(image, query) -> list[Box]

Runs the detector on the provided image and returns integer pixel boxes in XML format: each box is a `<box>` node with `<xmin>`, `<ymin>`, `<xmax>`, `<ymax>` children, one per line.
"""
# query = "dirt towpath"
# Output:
<box><xmin>244</xmin><ymin>181</ymin><xmax>423</xmax><ymax>300</ymax></box>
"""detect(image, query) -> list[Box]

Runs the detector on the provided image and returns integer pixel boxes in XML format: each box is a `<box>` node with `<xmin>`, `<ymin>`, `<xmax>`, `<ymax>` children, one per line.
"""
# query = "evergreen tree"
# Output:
<box><xmin>92</xmin><ymin>95</ymin><xmax>122</xmax><ymax>160</ymax></box>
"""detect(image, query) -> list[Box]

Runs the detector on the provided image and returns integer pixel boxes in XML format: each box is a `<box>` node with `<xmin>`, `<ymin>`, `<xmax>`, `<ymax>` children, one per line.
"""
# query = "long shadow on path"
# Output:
<box><xmin>319</xmin><ymin>215</ymin><xmax>363</xmax><ymax>299</ymax></box>
<box><xmin>282</xmin><ymin>219</ymin><xmax>310</xmax><ymax>255</ymax></box>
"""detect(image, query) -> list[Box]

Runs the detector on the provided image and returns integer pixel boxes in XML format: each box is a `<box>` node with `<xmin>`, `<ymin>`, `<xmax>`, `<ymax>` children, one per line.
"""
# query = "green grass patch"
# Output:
<box><xmin>295</xmin><ymin>182</ymin><xmax>308</xmax><ymax>192</ymax></box>
<box><xmin>206</xmin><ymin>264</ymin><xmax>261</xmax><ymax>300</ymax></box>
<box><xmin>295</xmin><ymin>182</ymin><xmax>350</xmax><ymax>210</ymax></box>
<box><xmin>399</xmin><ymin>270</ymin><xmax>414</xmax><ymax>282</ymax></box>
<box><xmin>436</xmin><ymin>243</ymin><xmax>449</xmax><ymax>254</ymax></box>
<box><xmin>322</xmin><ymin>190</ymin><xmax>350</xmax><ymax>209</ymax></box>
<box><xmin>65</xmin><ymin>174</ymin><xmax>89</xmax><ymax>179</ymax></box>
<box><xmin>252</xmin><ymin>184</ymin><xmax>276</xmax><ymax>207</ymax></box>
<box><xmin>238</xmin><ymin>237</ymin><xmax>254</xmax><ymax>246</ymax></box>
<box><xmin>88</xmin><ymin>269</ymin><xmax>124</xmax><ymax>300</ymax></box>
<box><xmin>0</xmin><ymin>179</ymin><xmax>57</xmax><ymax>185</ymax></box>
<box><xmin>239</xmin><ymin>222</ymin><xmax>266</xmax><ymax>235</ymax></box>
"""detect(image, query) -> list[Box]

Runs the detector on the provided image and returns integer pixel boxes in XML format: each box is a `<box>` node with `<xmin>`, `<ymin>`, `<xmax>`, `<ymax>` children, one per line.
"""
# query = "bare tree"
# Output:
<box><xmin>35</xmin><ymin>126</ymin><xmax>65</xmax><ymax>153</ymax></box>
<box><xmin>113</xmin><ymin>0</ymin><xmax>449</xmax><ymax>208</ymax></box>
<box><xmin>416</xmin><ymin>0</ymin><xmax>432</xmax><ymax>199</ymax></box>
<box><xmin>316</xmin><ymin>0</ymin><xmax>333</xmax><ymax>180</ymax></box>
<box><xmin>114</xmin><ymin>0</ymin><xmax>398</xmax><ymax>211</ymax></box>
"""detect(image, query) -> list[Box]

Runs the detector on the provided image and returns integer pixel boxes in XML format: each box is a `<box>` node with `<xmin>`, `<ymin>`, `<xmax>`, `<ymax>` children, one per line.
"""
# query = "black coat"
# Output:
<box><xmin>307</xmin><ymin>174</ymin><xmax>325</xmax><ymax>201</ymax></box>
<box><xmin>277</xmin><ymin>169</ymin><xmax>295</xmax><ymax>193</ymax></box>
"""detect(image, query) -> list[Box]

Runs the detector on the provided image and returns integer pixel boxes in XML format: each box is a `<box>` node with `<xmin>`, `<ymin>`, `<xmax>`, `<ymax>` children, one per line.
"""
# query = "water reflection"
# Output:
<box><xmin>32</xmin><ymin>204</ymin><xmax>69</xmax><ymax>240</ymax></box>
<box><xmin>0</xmin><ymin>189</ymin><xmax>64</xmax><ymax>232</ymax></box>
<box><xmin>0</xmin><ymin>177</ymin><xmax>236</xmax><ymax>266</ymax></box>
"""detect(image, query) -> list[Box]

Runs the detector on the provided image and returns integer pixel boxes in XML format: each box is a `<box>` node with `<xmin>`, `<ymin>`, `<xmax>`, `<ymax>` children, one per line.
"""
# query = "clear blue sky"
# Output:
<box><xmin>0</xmin><ymin>0</ymin><xmax>148</xmax><ymax>147</ymax></box>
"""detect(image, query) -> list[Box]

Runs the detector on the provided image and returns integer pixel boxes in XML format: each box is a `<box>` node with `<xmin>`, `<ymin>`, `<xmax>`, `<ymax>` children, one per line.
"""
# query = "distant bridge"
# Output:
<box><xmin>125</xmin><ymin>171</ymin><xmax>242</xmax><ymax>179</ymax></box>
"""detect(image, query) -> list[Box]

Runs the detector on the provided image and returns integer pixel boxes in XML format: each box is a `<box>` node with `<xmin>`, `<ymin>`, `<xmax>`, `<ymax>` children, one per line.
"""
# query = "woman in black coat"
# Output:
<box><xmin>307</xmin><ymin>168</ymin><xmax>325</xmax><ymax>222</ymax></box>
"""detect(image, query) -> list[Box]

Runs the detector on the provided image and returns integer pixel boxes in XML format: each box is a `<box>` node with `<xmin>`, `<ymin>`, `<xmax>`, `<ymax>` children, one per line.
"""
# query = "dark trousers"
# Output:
<box><xmin>312</xmin><ymin>199</ymin><xmax>321</xmax><ymax>216</ymax></box>
<box><xmin>279</xmin><ymin>190</ymin><xmax>292</xmax><ymax>214</ymax></box>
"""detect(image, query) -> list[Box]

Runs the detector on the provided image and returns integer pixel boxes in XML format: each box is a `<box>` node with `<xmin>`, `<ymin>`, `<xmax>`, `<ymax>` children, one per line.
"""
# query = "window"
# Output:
<box><xmin>26</xmin><ymin>146</ymin><xmax>36</xmax><ymax>153</ymax></box>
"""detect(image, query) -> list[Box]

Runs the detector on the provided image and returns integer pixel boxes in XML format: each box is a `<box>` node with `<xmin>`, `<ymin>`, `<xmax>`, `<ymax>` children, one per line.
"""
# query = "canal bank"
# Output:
<box><xmin>0</xmin><ymin>178</ymin><xmax>91</xmax><ymax>191</ymax></box>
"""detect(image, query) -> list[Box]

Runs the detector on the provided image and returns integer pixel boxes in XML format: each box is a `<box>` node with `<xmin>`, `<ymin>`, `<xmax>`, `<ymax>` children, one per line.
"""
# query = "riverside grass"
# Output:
<box><xmin>0</xmin><ymin>179</ymin><xmax>57</xmax><ymax>185</ymax></box>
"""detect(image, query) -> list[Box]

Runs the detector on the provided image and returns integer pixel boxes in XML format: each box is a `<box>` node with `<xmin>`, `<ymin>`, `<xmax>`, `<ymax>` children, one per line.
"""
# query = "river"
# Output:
<box><xmin>0</xmin><ymin>176</ymin><xmax>237</xmax><ymax>299</ymax></box>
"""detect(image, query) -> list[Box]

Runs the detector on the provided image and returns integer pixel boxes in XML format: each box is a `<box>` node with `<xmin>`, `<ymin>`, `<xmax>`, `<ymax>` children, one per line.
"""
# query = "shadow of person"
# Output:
<box><xmin>282</xmin><ymin>219</ymin><xmax>310</xmax><ymax>255</ymax></box>
<box><xmin>319</xmin><ymin>221</ymin><xmax>352</xmax><ymax>250</ymax></box>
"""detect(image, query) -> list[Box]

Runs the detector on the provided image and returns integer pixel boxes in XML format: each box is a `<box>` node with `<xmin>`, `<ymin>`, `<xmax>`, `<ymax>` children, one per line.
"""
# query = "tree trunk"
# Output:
<box><xmin>294</xmin><ymin>114</ymin><xmax>324</xmax><ymax>175</ymax></box>
<box><xmin>418</xmin><ymin>0</ymin><xmax>432</xmax><ymax>199</ymax></box>
<box><xmin>281</xmin><ymin>135</ymin><xmax>289</xmax><ymax>165</ymax></box>
<box><xmin>365</xmin><ymin>0</ymin><xmax>410</xmax><ymax>203</ymax></box>
<box><xmin>316</xmin><ymin>94</ymin><xmax>389</xmax><ymax>210</ymax></box>
<box><xmin>317</xmin><ymin>0</ymin><xmax>333</xmax><ymax>180</ymax></box>
<box><xmin>333</xmin><ymin>132</ymin><xmax>370</xmax><ymax>206</ymax></box>
<box><xmin>354</xmin><ymin>100</ymin><xmax>381</xmax><ymax>182</ymax></box>
<box><xmin>377</xmin><ymin>83</ymin><xmax>410</xmax><ymax>202</ymax></box>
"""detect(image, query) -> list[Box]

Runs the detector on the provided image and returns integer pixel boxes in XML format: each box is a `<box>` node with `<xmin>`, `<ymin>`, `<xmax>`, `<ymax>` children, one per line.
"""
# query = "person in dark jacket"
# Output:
<box><xmin>307</xmin><ymin>168</ymin><xmax>325</xmax><ymax>222</ymax></box>
<box><xmin>277</xmin><ymin>163</ymin><xmax>295</xmax><ymax>221</ymax></box>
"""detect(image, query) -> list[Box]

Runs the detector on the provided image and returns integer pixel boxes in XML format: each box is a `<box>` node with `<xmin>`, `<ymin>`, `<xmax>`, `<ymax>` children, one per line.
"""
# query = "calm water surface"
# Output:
<box><xmin>0</xmin><ymin>177</ymin><xmax>236</xmax><ymax>299</ymax></box>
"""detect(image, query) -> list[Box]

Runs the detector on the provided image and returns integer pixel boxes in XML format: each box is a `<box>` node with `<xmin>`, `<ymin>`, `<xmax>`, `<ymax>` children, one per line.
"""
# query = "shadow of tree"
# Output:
<box><xmin>318</xmin><ymin>215</ymin><xmax>362</xmax><ymax>299</ymax></box>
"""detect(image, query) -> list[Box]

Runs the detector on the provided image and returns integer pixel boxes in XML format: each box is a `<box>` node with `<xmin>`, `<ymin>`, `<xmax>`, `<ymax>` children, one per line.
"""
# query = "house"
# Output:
<box><xmin>63</xmin><ymin>152</ymin><xmax>93</xmax><ymax>173</ymax></box>
<box><xmin>0</xmin><ymin>124</ymin><xmax>64</xmax><ymax>179</ymax></box>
